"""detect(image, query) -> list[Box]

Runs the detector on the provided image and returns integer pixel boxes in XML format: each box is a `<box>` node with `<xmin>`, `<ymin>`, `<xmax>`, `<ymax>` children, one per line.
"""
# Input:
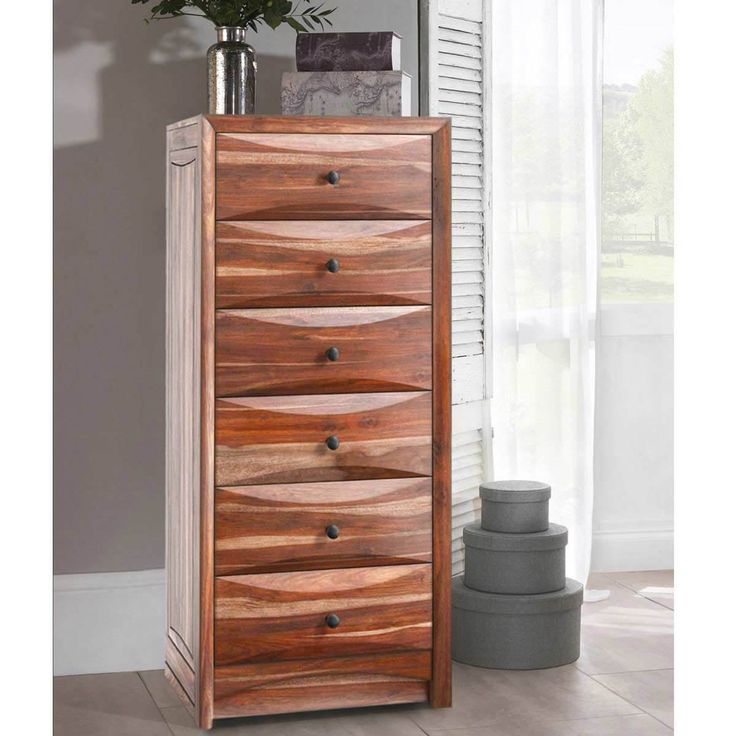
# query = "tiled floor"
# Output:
<box><xmin>54</xmin><ymin>570</ymin><xmax>674</xmax><ymax>735</ymax></box>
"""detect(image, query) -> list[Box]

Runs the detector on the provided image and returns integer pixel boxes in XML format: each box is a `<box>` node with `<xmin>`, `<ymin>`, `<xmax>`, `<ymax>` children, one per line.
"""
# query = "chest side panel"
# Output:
<box><xmin>165</xmin><ymin>122</ymin><xmax>202</xmax><ymax>712</ymax></box>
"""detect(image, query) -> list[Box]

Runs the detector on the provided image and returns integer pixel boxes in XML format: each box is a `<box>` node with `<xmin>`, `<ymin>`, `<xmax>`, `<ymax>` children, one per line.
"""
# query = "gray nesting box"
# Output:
<box><xmin>452</xmin><ymin>577</ymin><xmax>583</xmax><ymax>670</ymax></box>
<box><xmin>480</xmin><ymin>480</ymin><xmax>551</xmax><ymax>533</ymax></box>
<box><xmin>463</xmin><ymin>522</ymin><xmax>568</xmax><ymax>595</ymax></box>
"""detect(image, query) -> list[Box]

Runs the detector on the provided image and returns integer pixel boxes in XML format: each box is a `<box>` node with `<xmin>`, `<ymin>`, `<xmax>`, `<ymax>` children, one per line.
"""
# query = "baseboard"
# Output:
<box><xmin>590</xmin><ymin>528</ymin><xmax>674</xmax><ymax>572</ymax></box>
<box><xmin>54</xmin><ymin>568</ymin><xmax>165</xmax><ymax>676</ymax></box>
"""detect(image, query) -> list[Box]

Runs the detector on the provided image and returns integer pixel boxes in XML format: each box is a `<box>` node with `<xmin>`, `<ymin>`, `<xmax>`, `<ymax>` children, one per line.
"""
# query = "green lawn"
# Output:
<box><xmin>600</xmin><ymin>251</ymin><xmax>673</xmax><ymax>303</ymax></box>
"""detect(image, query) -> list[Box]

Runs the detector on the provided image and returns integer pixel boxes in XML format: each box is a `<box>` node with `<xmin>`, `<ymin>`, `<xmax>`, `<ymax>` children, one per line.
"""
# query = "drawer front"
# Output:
<box><xmin>216</xmin><ymin>133</ymin><xmax>432</xmax><ymax>220</ymax></box>
<box><xmin>215</xmin><ymin>564</ymin><xmax>432</xmax><ymax>666</ymax></box>
<box><xmin>215</xmin><ymin>392</ymin><xmax>432</xmax><ymax>486</ymax></box>
<box><xmin>214</xmin><ymin>652</ymin><xmax>430</xmax><ymax>718</ymax></box>
<box><xmin>215</xmin><ymin>478</ymin><xmax>432</xmax><ymax>576</ymax></box>
<box><xmin>216</xmin><ymin>306</ymin><xmax>431</xmax><ymax>397</ymax></box>
<box><xmin>215</xmin><ymin>220</ymin><xmax>432</xmax><ymax>308</ymax></box>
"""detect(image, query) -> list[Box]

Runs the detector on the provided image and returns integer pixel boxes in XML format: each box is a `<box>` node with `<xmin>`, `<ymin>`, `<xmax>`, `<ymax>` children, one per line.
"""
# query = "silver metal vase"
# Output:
<box><xmin>207</xmin><ymin>27</ymin><xmax>256</xmax><ymax>114</ymax></box>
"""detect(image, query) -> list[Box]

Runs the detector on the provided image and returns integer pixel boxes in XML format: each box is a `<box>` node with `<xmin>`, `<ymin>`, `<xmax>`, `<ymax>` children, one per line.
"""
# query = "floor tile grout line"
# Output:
<box><xmin>415</xmin><ymin>711</ymin><xmax>675</xmax><ymax>734</ymax></box>
<box><xmin>413</xmin><ymin>719</ymin><xmax>433</xmax><ymax>736</ymax></box>
<box><xmin>407</xmin><ymin>664</ymin><xmax>646</xmax><ymax>733</ymax></box>
<box><xmin>588</xmin><ymin>571</ymin><xmax>617</xmax><ymax>583</ymax></box>
<box><xmin>587</xmin><ymin>577</ymin><xmax>645</xmax><ymax>601</ymax></box>
<box><xmin>590</xmin><ymin>671</ymin><xmax>673</xmax><ymax>731</ymax></box>
<box><xmin>612</xmin><ymin>577</ymin><xmax>675</xmax><ymax>611</ymax></box>
<box><xmin>136</xmin><ymin>672</ymin><xmax>178</xmax><ymax>736</ymax></box>
<box><xmin>406</xmin><ymin>711</ymin><xmax>441</xmax><ymax>736</ymax></box>
<box><xmin>611</xmin><ymin>573</ymin><xmax>673</xmax><ymax>585</ymax></box>
<box><xmin>571</xmin><ymin>663</ymin><xmax>647</xmax><ymax>717</ymax></box>
<box><xmin>575</xmin><ymin>666</ymin><xmax>674</xmax><ymax>677</ymax></box>
<box><xmin>406</xmin><ymin>709</ymin><xmax>658</xmax><ymax>734</ymax></box>
<box><xmin>56</xmin><ymin>668</ymin><xmax>671</xmax><ymax>735</ymax></box>
<box><xmin>639</xmin><ymin>594</ymin><xmax>674</xmax><ymax>611</ymax></box>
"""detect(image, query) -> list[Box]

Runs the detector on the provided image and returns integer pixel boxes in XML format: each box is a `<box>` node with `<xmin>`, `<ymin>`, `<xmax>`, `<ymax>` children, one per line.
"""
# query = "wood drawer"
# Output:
<box><xmin>214</xmin><ymin>564</ymin><xmax>432</xmax><ymax>666</ymax></box>
<box><xmin>216</xmin><ymin>133</ymin><xmax>432</xmax><ymax>220</ymax></box>
<box><xmin>214</xmin><ymin>652</ymin><xmax>429</xmax><ymax>718</ymax></box>
<box><xmin>214</xmin><ymin>478</ymin><xmax>432</xmax><ymax>576</ymax></box>
<box><xmin>215</xmin><ymin>392</ymin><xmax>432</xmax><ymax>486</ymax></box>
<box><xmin>216</xmin><ymin>306</ymin><xmax>431</xmax><ymax>397</ymax></box>
<box><xmin>215</xmin><ymin>220</ymin><xmax>432</xmax><ymax>308</ymax></box>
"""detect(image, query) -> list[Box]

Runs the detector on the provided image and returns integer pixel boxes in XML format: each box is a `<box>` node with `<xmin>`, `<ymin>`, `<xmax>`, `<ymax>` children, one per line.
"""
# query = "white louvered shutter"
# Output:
<box><xmin>421</xmin><ymin>0</ymin><xmax>491</xmax><ymax>575</ymax></box>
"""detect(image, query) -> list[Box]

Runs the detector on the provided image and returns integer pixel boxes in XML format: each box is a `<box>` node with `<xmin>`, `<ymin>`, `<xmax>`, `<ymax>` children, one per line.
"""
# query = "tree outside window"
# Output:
<box><xmin>602</xmin><ymin>1</ymin><xmax>673</xmax><ymax>303</ymax></box>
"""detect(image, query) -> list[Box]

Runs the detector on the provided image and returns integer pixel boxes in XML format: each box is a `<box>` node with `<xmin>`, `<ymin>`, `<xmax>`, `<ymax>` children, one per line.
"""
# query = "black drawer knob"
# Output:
<box><xmin>326</xmin><ymin>346</ymin><xmax>340</xmax><ymax>362</ymax></box>
<box><xmin>326</xmin><ymin>170</ymin><xmax>341</xmax><ymax>185</ymax></box>
<box><xmin>326</xmin><ymin>435</ymin><xmax>340</xmax><ymax>451</ymax></box>
<box><xmin>326</xmin><ymin>524</ymin><xmax>340</xmax><ymax>539</ymax></box>
<box><xmin>326</xmin><ymin>258</ymin><xmax>340</xmax><ymax>273</ymax></box>
<box><xmin>325</xmin><ymin>613</ymin><xmax>341</xmax><ymax>629</ymax></box>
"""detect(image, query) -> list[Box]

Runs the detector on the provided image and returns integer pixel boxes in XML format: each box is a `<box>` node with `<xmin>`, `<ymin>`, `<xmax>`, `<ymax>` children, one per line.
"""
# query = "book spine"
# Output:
<box><xmin>296</xmin><ymin>32</ymin><xmax>400</xmax><ymax>72</ymax></box>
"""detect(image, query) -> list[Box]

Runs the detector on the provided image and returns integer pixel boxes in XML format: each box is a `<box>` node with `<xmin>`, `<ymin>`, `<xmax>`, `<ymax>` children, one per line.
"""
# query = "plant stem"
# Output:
<box><xmin>151</xmin><ymin>12</ymin><xmax>208</xmax><ymax>20</ymax></box>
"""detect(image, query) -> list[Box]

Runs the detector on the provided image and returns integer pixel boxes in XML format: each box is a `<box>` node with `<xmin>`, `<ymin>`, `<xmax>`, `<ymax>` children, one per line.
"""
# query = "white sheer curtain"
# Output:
<box><xmin>491</xmin><ymin>0</ymin><xmax>603</xmax><ymax>588</ymax></box>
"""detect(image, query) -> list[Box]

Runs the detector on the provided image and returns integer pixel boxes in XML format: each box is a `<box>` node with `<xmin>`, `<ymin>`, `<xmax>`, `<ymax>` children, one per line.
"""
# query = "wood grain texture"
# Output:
<box><xmin>214</xmin><ymin>478</ymin><xmax>432</xmax><ymax>575</ymax></box>
<box><xmin>165</xmin><ymin>665</ymin><xmax>195</xmax><ymax>719</ymax></box>
<box><xmin>214</xmin><ymin>564</ymin><xmax>432</xmax><ymax>666</ymax></box>
<box><xmin>430</xmin><ymin>119</ymin><xmax>453</xmax><ymax>708</ymax></box>
<box><xmin>165</xmin><ymin>122</ymin><xmax>200</xmax><ymax>701</ymax></box>
<box><xmin>168</xmin><ymin>115</ymin><xmax>203</xmax><ymax>130</ymax></box>
<box><xmin>206</xmin><ymin>115</ymin><xmax>449</xmax><ymax>135</ymax></box>
<box><xmin>216</xmin><ymin>133</ymin><xmax>431</xmax><ymax>220</ymax></box>
<box><xmin>165</xmin><ymin>114</ymin><xmax>453</xmax><ymax>727</ymax></box>
<box><xmin>215</xmin><ymin>220</ymin><xmax>432</xmax><ymax>308</ymax></box>
<box><xmin>169</xmin><ymin>122</ymin><xmax>199</xmax><ymax>152</ymax></box>
<box><xmin>198</xmin><ymin>118</ymin><xmax>216</xmax><ymax>729</ymax></box>
<box><xmin>215</xmin><ymin>306</ymin><xmax>431</xmax><ymax>397</ymax></box>
<box><xmin>215</xmin><ymin>391</ymin><xmax>432</xmax><ymax>486</ymax></box>
<box><xmin>213</xmin><ymin>652</ymin><xmax>429</xmax><ymax>718</ymax></box>
<box><xmin>166</xmin><ymin>634</ymin><xmax>196</xmax><ymax>708</ymax></box>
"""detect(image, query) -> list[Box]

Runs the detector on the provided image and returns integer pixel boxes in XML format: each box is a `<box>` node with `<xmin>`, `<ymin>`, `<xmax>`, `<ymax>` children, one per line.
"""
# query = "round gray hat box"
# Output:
<box><xmin>480</xmin><ymin>480</ymin><xmax>551</xmax><ymax>533</ymax></box>
<box><xmin>452</xmin><ymin>577</ymin><xmax>583</xmax><ymax>669</ymax></box>
<box><xmin>463</xmin><ymin>522</ymin><xmax>568</xmax><ymax>595</ymax></box>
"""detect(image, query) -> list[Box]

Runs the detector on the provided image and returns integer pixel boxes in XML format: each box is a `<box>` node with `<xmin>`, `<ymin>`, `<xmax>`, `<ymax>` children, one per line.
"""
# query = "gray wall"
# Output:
<box><xmin>54</xmin><ymin>0</ymin><xmax>419</xmax><ymax>574</ymax></box>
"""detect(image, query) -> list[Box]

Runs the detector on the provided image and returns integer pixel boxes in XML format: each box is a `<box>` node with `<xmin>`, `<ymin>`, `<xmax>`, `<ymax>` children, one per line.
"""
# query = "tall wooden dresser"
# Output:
<box><xmin>165</xmin><ymin>115</ymin><xmax>452</xmax><ymax>729</ymax></box>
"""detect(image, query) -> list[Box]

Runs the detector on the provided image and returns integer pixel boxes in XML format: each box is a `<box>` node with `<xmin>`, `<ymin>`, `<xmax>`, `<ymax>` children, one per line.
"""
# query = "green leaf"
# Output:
<box><xmin>264</xmin><ymin>10</ymin><xmax>283</xmax><ymax>29</ymax></box>
<box><xmin>286</xmin><ymin>16</ymin><xmax>307</xmax><ymax>32</ymax></box>
<box><xmin>131</xmin><ymin>0</ymin><xmax>338</xmax><ymax>32</ymax></box>
<box><xmin>151</xmin><ymin>0</ymin><xmax>188</xmax><ymax>15</ymax></box>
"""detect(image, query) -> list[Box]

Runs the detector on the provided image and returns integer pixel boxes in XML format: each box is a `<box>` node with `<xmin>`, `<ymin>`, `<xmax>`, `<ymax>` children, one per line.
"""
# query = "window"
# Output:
<box><xmin>602</xmin><ymin>0</ymin><xmax>673</xmax><ymax>304</ymax></box>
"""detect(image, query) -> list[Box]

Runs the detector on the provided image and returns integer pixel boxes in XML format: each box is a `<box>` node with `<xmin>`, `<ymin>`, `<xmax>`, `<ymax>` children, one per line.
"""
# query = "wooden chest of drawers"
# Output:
<box><xmin>165</xmin><ymin>115</ymin><xmax>451</xmax><ymax>729</ymax></box>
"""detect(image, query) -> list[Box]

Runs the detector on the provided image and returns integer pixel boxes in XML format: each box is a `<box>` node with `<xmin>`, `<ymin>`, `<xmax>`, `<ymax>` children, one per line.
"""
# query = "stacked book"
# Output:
<box><xmin>281</xmin><ymin>32</ymin><xmax>411</xmax><ymax>116</ymax></box>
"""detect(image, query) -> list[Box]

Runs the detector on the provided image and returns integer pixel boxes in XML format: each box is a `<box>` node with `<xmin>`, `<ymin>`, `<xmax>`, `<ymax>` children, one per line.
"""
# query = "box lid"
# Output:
<box><xmin>453</xmin><ymin>576</ymin><xmax>583</xmax><ymax>615</ymax></box>
<box><xmin>463</xmin><ymin>521</ymin><xmax>568</xmax><ymax>551</ymax></box>
<box><xmin>479</xmin><ymin>480</ymin><xmax>551</xmax><ymax>504</ymax></box>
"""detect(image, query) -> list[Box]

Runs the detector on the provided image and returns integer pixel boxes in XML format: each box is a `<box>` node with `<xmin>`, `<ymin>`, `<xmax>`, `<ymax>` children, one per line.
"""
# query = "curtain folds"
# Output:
<box><xmin>491</xmin><ymin>0</ymin><xmax>604</xmax><ymax>586</ymax></box>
